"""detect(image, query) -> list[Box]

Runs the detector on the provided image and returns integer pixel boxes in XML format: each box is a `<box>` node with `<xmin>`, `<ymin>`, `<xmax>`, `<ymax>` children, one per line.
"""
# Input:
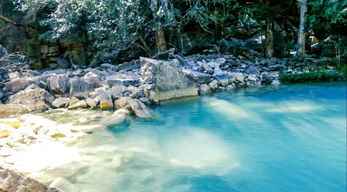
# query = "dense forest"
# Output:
<box><xmin>0</xmin><ymin>0</ymin><xmax>346</xmax><ymax>68</ymax></box>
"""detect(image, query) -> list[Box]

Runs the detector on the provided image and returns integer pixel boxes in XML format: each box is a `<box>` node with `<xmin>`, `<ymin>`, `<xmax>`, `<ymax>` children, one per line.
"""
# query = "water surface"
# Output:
<box><xmin>66</xmin><ymin>82</ymin><xmax>347</xmax><ymax>192</ymax></box>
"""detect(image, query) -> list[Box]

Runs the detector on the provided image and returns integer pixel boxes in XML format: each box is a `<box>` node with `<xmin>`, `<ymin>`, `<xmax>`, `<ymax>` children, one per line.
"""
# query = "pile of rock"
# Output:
<box><xmin>0</xmin><ymin>53</ymin><xmax>340</xmax><ymax>118</ymax></box>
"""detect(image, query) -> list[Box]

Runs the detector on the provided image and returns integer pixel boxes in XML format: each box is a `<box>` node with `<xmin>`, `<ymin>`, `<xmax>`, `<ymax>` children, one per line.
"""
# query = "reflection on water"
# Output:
<box><xmin>26</xmin><ymin>83</ymin><xmax>347</xmax><ymax>191</ymax></box>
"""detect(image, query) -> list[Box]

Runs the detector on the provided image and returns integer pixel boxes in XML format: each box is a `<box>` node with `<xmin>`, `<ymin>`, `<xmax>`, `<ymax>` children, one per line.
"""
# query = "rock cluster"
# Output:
<box><xmin>0</xmin><ymin>53</ymin><xmax>341</xmax><ymax>118</ymax></box>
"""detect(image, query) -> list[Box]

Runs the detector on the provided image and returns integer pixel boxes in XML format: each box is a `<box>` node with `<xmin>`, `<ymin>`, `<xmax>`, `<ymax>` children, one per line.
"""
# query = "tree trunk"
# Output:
<box><xmin>265</xmin><ymin>18</ymin><xmax>274</xmax><ymax>58</ymax></box>
<box><xmin>155</xmin><ymin>25</ymin><xmax>167</xmax><ymax>52</ymax></box>
<box><xmin>297</xmin><ymin>0</ymin><xmax>307</xmax><ymax>61</ymax></box>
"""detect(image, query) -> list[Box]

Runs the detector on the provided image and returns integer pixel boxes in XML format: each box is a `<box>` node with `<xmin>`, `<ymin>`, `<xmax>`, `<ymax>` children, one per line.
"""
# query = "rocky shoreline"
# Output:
<box><xmin>1</xmin><ymin>53</ymin><xmax>344</xmax><ymax>118</ymax></box>
<box><xmin>0</xmin><ymin>53</ymin><xmax>346</xmax><ymax>191</ymax></box>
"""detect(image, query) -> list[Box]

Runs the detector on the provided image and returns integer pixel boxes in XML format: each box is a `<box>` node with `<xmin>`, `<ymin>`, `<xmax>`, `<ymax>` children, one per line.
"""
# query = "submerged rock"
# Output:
<box><xmin>127</xmin><ymin>99</ymin><xmax>150</xmax><ymax>118</ymax></box>
<box><xmin>114</xmin><ymin>97</ymin><xmax>150</xmax><ymax>117</ymax></box>
<box><xmin>140</xmin><ymin>57</ymin><xmax>198</xmax><ymax>104</ymax></box>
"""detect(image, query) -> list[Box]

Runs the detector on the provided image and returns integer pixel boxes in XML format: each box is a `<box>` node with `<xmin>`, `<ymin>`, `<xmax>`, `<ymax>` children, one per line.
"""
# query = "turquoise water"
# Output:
<box><xmin>106</xmin><ymin>83</ymin><xmax>346</xmax><ymax>192</ymax></box>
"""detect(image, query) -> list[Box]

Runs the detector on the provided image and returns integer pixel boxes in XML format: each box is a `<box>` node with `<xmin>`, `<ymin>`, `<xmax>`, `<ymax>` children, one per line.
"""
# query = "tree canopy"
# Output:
<box><xmin>1</xmin><ymin>0</ymin><xmax>346</xmax><ymax>65</ymax></box>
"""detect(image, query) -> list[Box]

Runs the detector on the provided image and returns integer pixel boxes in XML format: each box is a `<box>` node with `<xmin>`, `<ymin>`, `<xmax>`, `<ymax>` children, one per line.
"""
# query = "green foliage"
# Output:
<box><xmin>1</xmin><ymin>0</ymin><xmax>346</xmax><ymax>64</ymax></box>
<box><xmin>307</xmin><ymin>0</ymin><xmax>347</xmax><ymax>35</ymax></box>
<box><xmin>279</xmin><ymin>71</ymin><xmax>346</xmax><ymax>84</ymax></box>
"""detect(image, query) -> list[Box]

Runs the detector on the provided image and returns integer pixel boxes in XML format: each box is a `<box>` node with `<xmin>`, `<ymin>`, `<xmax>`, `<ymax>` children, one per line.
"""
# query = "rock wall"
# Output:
<box><xmin>0</xmin><ymin>166</ymin><xmax>62</xmax><ymax>192</ymax></box>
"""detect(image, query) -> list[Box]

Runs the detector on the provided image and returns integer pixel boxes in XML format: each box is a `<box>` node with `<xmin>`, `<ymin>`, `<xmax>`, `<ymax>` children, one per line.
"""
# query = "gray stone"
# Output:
<box><xmin>99</xmin><ymin>91</ymin><xmax>113</xmax><ymax>110</ymax></box>
<box><xmin>69</xmin><ymin>97</ymin><xmax>80</xmax><ymax>106</ymax></box>
<box><xmin>139</xmin><ymin>97</ymin><xmax>150</xmax><ymax>105</ymax></box>
<box><xmin>230</xmin><ymin>73</ymin><xmax>245</xmax><ymax>84</ymax></box>
<box><xmin>68</xmin><ymin>100</ymin><xmax>88</xmax><ymax>109</ymax></box>
<box><xmin>140</xmin><ymin>57</ymin><xmax>198</xmax><ymax>104</ymax></box>
<box><xmin>175</xmin><ymin>55</ymin><xmax>188</xmax><ymax>66</ymax></box>
<box><xmin>47</xmin><ymin>74</ymin><xmax>70</xmax><ymax>96</ymax></box>
<box><xmin>7</xmin><ymin>85</ymin><xmax>55</xmax><ymax>112</ymax></box>
<box><xmin>127</xmin><ymin>99</ymin><xmax>150</xmax><ymax>118</ymax></box>
<box><xmin>114</xmin><ymin>97</ymin><xmax>150</xmax><ymax>118</ymax></box>
<box><xmin>199</xmin><ymin>84</ymin><xmax>211</xmax><ymax>95</ymax></box>
<box><xmin>105</xmin><ymin>72</ymin><xmax>139</xmax><ymax>87</ymax></box>
<box><xmin>247</xmin><ymin>76</ymin><xmax>257</xmax><ymax>82</ymax></box>
<box><xmin>0</xmin><ymin>44</ymin><xmax>8</xmax><ymax>58</ymax></box>
<box><xmin>183</xmin><ymin>69</ymin><xmax>211</xmax><ymax>84</ymax></box>
<box><xmin>202</xmin><ymin>63</ymin><xmax>214</xmax><ymax>74</ymax></box>
<box><xmin>215</xmin><ymin>73</ymin><xmax>229</xmax><ymax>86</ymax></box>
<box><xmin>86</xmin><ymin>98</ymin><xmax>97</xmax><ymax>108</ymax></box>
<box><xmin>3</xmin><ymin>78</ymin><xmax>32</xmax><ymax>93</ymax></box>
<box><xmin>52</xmin><ymin>98</ymin><xmax>70</xmax><ymax>108</ymax></box>
<box><xmin>114</xmin><ymin>97</ymin><xmax>131</xmax><ymax>109</ymax></box>
<box><xmin>43</xmin><ymin>69</ymin><xmax>66</xmax><ymax>75</ymax></box>
<box><xmin>70</xmin><ymin>72</ymin><xmax>102</xmax><ymax>99</ymax></box>
<box><xmin>208</xmin><ymin>80</ymin><xmax>219</xmax><ymax>91</ymax></box>
<box><xmin>57</xmin><ymin>58</ymin><xmax>70</xmax><ymax>69</ymax></box>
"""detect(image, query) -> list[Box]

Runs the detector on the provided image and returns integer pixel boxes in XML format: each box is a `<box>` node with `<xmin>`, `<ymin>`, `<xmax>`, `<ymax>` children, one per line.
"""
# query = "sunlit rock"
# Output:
<box><xmin>47</xmin><ymin>74</ymin><xmax>70</xmax><ymax>96</ymax></box>
<box><xmin>99</xmin><ymin>91</ymin><xmax>113</xmax><ymax>110</ymax></box>
<box><xmin>52</xmin><ymin>97</ymin><xmax>70</xmax><ymax>108</ymax></box>
<box><xmin>0</xmin><ymin>104</ymin><xmax>29</xmax><ymax>117</ymax></box>
<box><xmin>86</xmin><ymin>97</ymin><xmax>97</xmax><ymax>108</ymax></box>
<box><xmin>7</xmin><ymin>85</ymin><xmax>55</xmax><ymax>112</ymax></box>
<box><xmin>140</xmin><ymin>57</ymin><xmax>198</xmax><ymax>104</ymax></box>
<box><xmin>127</xmin><ymin>99</ymin><xmax>150</xmax><ymax>118</ymax></box>
<box><xmin>69</xmin><ymin>97</ymin><xmax>80</xmax><ymax>106</ymax></box>
<box><xmin>68</xmin><ymin>100</ymin><xmax>88</xmax><ymax>110</ymax></box>
<box><xmin>114</xmin><ymin>97</ymin><xmax>149</xmax><ymax>117</ymax></box>
<box><xmin>114</xmin><ymin>97</ymin><xmax>131</xmax><ymax>109</ymax></box>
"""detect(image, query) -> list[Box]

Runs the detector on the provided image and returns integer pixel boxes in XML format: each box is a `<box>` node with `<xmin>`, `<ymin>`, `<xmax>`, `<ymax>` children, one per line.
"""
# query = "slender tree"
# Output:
<box><xmin>297</xmin><ymin>0</ymin><xmax>307</xmax><ymax>61</ymax></box>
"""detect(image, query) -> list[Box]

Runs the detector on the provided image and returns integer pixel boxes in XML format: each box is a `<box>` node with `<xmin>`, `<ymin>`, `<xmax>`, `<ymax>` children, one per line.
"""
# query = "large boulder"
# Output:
<box><xmin>47</xmin><ymin>74</ymin><xmax>70</xmax><ymax>96</ymax></box>
<box><xmin>7</xmin><ymin>85</ymin><xmax>55</xmax><ymax>112</ymax></box>
<box><xmin>140</xmin><ymin>57</ymin><xmax>198</xmax><ymax>104</ymax></box>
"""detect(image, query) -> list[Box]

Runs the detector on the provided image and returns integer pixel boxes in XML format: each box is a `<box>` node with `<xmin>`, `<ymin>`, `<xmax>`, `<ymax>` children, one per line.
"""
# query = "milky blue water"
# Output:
<box><xmin>107</xmin><ymin>82</ymin><xmax>346</xmax><ymax>192</ymax></box>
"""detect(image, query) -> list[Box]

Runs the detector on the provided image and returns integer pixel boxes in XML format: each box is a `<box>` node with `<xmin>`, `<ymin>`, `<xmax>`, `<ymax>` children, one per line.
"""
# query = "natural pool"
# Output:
<box><xmin>5</xmin><ymin>82</ymin><xmax>346</xmax><ymax>192</ymax></box>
